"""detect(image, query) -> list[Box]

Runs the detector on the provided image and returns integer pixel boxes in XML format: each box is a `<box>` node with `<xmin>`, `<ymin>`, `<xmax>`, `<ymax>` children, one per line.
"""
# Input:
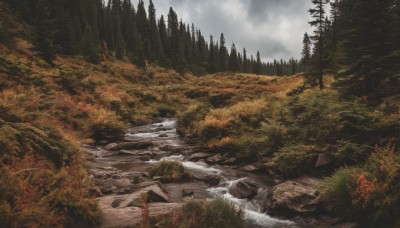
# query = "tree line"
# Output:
<box><xmin>302</xmin><ymin>0</ymin><xmax>400</xmax><ymax>102</ymax></box>
<box><xmin>5</xmin><ymin>0</ymin><xmax>305</xmax><ymax>76</ymax></box>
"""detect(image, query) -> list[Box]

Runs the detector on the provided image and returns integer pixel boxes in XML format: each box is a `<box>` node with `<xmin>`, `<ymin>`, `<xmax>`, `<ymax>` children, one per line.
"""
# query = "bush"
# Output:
<box><xmin>150</xmin><ymin>161</ymin><xmax>192</xmax><ymax>183</ymax></box>
<box><xmin>177</xmin><ymin>104</ymin><xmax>206</xmax><ymax>136</ymax></box>
<box><xmin>156</xmin><ymin>105</ymin><xmax>176</xmax><ymax>118</ymax></box>
<box><xmin>320</xmin><ymin>167</ymin><xmax>359</xmax><ymax>214</ymax></box>
<box><xmin>273</xmin><ymin>145</ymin><xmax>319</xmax><ymax>177</ymax></box>
<box><xmin>334</xmin><ymin>141</ymin><xmax>373</xmax><ymax>166</ymax></box>
<box><xmin>159</xmin><ymin>198</ymin><xmax>244</xmax><ymax>228</ymax></box>
<box><xmin>320</xmin><ymin>144</ymin><xmax>400</xmax><ymax>227</ymax></box>
<box><xmin>90</xmin><ymin>121</ymin><xmax>125</xmax><ymax>143</ymax></box>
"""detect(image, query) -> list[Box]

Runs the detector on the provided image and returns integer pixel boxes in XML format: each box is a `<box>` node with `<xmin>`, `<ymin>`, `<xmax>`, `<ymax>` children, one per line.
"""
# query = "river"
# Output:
<box><xmin>85</xmin><ymin>119</ymin><xmax>297</xmax><ymax>228</ymax></box>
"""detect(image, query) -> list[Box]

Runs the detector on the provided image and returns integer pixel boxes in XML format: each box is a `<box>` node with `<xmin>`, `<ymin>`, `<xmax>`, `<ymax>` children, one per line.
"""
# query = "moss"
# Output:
<box><xmin>273</xmin><ymin>145</ymin><xmax>319</xmax><ymax>178</ymax></box>
<box><xmin>150</xmin><ymin>161</ymin><xmax>192</xmax><ymax>183</ymax></box>
<box><xmin>159</xmin><ymin>198</ymin><xmax>244</xmax><ymax>228</ymax></box>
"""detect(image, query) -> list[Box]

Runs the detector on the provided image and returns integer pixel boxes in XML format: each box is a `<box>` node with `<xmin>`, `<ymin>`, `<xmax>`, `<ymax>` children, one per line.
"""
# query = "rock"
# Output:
<box><xmin>206</xmin><ymin>154</ymin><xmax>222</xmax><ymax>163</ymax></box>
<box><xmin>100</xmin><ymin>203</ymin><xmax>182</xmax><ymax>228</ymax></box>
<box><xmin>98</xmin><ymin>183</ymin><xmax>171</xmax><ymax>209</ymax></box>
<box><xmin>159</xmin><ymin>134</ymin><xmax>168</xmax><ymax>137</ymax></box>
<box><xmin>156</xmin><ymin>127</ymin><xmax>172</xmax><ymax>131</ymax></box>
<box><xmin>228</xmin><ymin>179</ymin><xmax>259</xmax><ymax>199</ymax></box>
<box><xmin>182</xmin><ymin>189</ymin><xmax>194</xmax><ymax>197</ymax></box>
<box><xmin>252</xmin><ymin>188</ymin><xmax>270</xmax><ymax>212</ymax></box>
<box><xmin>266</xmin><ymin>176</ymin><xmax>321</xmax><ymax>215</ymax></box>
<box><xmin>188</xmin><ymin>152</ymin><xmax>213</xmax><ymax>161</ymax></box>
<box><xmin>89</xmin><ymin>187</ymin><xmax>103</xmax><ymax>197</ymax></box>
<box><xmin>118</xmin><ymin>150</ymin><xmax>139</xmax><ymax>156</ymax></box>
<box><xmin>332</xmin><ymin>222</ymin><xmax>359</xmax><ymax>228</ymax></box>
<box><xmin>152</xmin><ymin>176</ymin><xmax>162</xmax><ymax>181</ymax></box>
<box><xmin>315</xmin><ymin>153</ymin><xmax>334</xmax><ymax>168</ymax></box>
<box><xmin>202</xmin><ymin>174</ymin><xmax>221</xmax><ymax>186</ymax></box>
<box><xmin>241</xmin><ymin>165</ymin><xmax>259</xmax><ymax>172</ymax></box>
<box><xmin>263</xmin><ymin>161</ymin><xmax>279</xmax><ymax>172</ymax></box>
<box><xmin>140</xmin><ymin>155</ymin><xmax>151</xmax><ymax>161</ymax></box>
<box><xmin>104</xmin><ymin>143</ymin><xmax>118</xmax><ymax>150</ymax></box>
<box><xmin>223</xmin><ymin>157</ymin><xmax>237</xmax><ymax>165</ymax></box>
<box><xmin>105</xmin><ymin>141</ymin><xmax>154</xmax><ymax>151</ymax></box>
<box><xmin>158</xmin><ymin>145</ymin><xmax>177</xmax><ymax>151</ymax></box>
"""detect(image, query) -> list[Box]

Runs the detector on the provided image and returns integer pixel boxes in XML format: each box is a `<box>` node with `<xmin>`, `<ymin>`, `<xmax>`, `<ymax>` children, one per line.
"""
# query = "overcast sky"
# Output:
<box><xmin>130</xmin><ymin>0</ymin><xmax>314</xmax><ymax>62</ymax></box>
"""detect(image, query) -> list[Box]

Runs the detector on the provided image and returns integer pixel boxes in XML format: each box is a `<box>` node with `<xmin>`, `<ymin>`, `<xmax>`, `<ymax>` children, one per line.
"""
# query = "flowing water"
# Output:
<box><xmin>87</xmin><ymin>119</ymin><xmax>297</xmax><ymax>227</ymax></box>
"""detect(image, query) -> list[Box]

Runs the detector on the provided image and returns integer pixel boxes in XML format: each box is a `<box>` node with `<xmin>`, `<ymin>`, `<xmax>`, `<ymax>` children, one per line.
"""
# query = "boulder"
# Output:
<box><xmin>182</xmin><ymin>189</ymin><xmax>194</xmax><ymax>197</ymax></box>
<box><xmin>89</xmin><ymin>187</ymin><xmax>103</xmax><ymax>197</ymax></box>
<box><xmin>105</xmin><ymin>141</ymin><xmax>154</xmax><ymax>151</ymax></box>
<box><xmin>315</xmin><ymin>153</ymin><xmax>334</xmax><ymax>168</ymax></box>
<box><xmin>200</xmin><ymin>174</ymin><xmax>222</xmax><ymax>186</ymax></box>
<box><xmin>188</xmin><ymin>152</ymin><xmax>213</xmax><ymax>161</ymax></box>
<box><xmin>206</xmin><ymin>154</ymin><xmax>222</xmax><ymax>163</ymax></box>
<box><xmin>140</xmin><ymin>155</ymin><xmax>151</xmax><ymax>161</ymax></box>
<box><xmin>263</xmin><ymin>161</ymin><xmax>279</xmax><ymax>172</ymax></box>
<box><xmin>266</xmin><ymin>176</ymin><xmax>321</xmax><ymax>215</ymax></box>
<box><xmin>223</xmin><ymin>157</ymin><xmax>237</xmax><ymax>165</ymax></box>
<box><xmin>98</xmin><ymin>183</ymin><xmax>171</xmax><ymax>209</ymax></box>
<box><xmin>228</xmin><ymin>179</ymin><xmax>259</xmax><ymax>199</ymax></box>
<box><xmin>241</xmin><ymin>165</ymin><xmax>259</xmax><ymax>172</ymax></box>
<box><xmin>100</xmin><ymin>203</ymin><xmax>182</xmax><ymax>228</ymax></box>
<box><xmin>104</xmin><ymin>143</ymin><xmax>118</xmax><ymax>150</ymax></box>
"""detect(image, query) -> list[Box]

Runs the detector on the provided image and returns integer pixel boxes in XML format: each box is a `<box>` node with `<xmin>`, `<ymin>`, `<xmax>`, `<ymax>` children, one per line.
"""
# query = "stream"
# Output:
<box><xmin>85</xmin><ymin>119</ymin><xmax>297</xmax><ymax>228</ymax></box>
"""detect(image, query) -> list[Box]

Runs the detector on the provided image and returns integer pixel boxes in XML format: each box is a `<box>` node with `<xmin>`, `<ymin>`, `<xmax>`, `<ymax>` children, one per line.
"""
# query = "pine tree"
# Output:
<box><xmin>301</xmin><ymin>33</ymin><xmax>312</xmax><ymax>69</ymax></box>
<box><xmin>34</xmin><ymin>0</ymin><xmax>56</xmax><ymax>63</ymax></box>
<box><xmin>80</xmin><ymin>25</ymin><xmax>100</xmax><ymax>63</ymax></box>
<box><xmin>148</xmin><ymin>0</ymin><xmax>164</xmax><ymax>63</ymax></box>
<box><xmin>219</xmin><ymin>33</ymin><xmax>228</xmax><ymax>71</ymax></box>
<box><xmin>243</xmin><ymin>48</ymin><xmax>248</xmax><ymax>73</ymax></box>
<box><xmin>309</xmin><ymin>0</ymin><xmax>328</xmax><ymax>89</ymax></box>
<box><xmin>339</xmin><ymin>0</ymin><xmax>394</xmax><ymax>99</ymax></box>
<box><xmin>229</xmin><ymin>43</ymin><xmax>238</xmax><ymax>72</ymax></box>
<box><xmin>255</xmin><ymin>51</ymin><xmax>262</xmax><ymax>75</ymax></box>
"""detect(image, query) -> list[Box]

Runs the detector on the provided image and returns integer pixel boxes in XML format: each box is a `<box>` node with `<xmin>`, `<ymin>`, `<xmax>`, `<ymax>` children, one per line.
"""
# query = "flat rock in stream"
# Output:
<box><xmin>241</xmin><ymin>165</ymin><xmax>260</xmax><ymax>172</ymax></box>
<box><xmin>98</xmin><ymin>183</ymin><xmax>178</xmax><ymax>227</ymax></box>
<box><xmin>206</xmin><ymin>154</ymin><xmax>222</xmax><ymax>163</ymax></box>
<box><xmin>98</xmin><ymin>183</ymin><xmax>171</xmax><ymax>209</ymax></box>
<box><xmin>105</xmin><ymin>142</ymin><xmax>154</xmax><ymax>151</ymax></box>
<box><xmin>266</xmin><ymin>176</ymin><xmax>321</xmax><ymax>215</ymax></box>
<box><xmin>100</xmin><ymin>203</ymin><xmax>182</xmax><ymax>228</ymax></box>
<box><xmin>228</xmin><ymin>179</ymin><xmax>259</xmax><ymax>199</ymax></box>
<box><xmin>188</xmin><ymin>152</ymin><xmax>213</xmax><ymax>161</ymax></box>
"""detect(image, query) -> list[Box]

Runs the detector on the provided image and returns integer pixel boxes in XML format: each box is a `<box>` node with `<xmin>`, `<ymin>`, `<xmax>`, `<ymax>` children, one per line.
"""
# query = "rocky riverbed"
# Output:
<box><xmin>84</xmin><ymin>119</ymin><xmax>357</xmax><ymax>228</ymax></box>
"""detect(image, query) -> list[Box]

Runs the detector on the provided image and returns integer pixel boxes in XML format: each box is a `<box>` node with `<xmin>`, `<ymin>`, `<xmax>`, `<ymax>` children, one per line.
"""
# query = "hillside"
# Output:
<box><xmin>1</xmin><ymin>1</ymin><xmax>400</xmax><ymax>228</ymax></box>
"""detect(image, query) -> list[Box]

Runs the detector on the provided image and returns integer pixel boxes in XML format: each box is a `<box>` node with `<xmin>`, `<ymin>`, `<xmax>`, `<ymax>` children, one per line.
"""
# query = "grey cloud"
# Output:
<box><xmin>132</xmin><ymin>0</ymin><xmax>313</xmax><ymax>61</ymax></box>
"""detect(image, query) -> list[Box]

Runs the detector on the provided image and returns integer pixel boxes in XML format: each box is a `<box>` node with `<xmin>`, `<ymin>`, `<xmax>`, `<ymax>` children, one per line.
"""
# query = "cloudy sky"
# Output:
<box><xmin>130</xmin><ymin>0</ymin><xmax>314</xmax><ymax>62</ymax></box>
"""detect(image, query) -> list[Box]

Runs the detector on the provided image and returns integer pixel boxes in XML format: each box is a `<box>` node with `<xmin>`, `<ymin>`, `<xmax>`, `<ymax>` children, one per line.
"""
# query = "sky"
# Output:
<box><xmin>129</xmin><ymin>0</ymin><xmax>314</xmax><ymax>62</ymax></box>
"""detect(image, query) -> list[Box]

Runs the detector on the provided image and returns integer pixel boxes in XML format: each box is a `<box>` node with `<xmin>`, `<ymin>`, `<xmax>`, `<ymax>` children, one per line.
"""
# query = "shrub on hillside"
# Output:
<box><xmin>159</xmin><ymin>198</ymin><xmax>244</xmax><ymax>228</ymax></box>
<box><xmin>320</xmin><ymin>144</ymin><xmax>400</xmax><ymax>227</ymax></box>
<box><xmin>90</xmin><ymin>121</ymin><xmax>125</xmax><ymax>143</ymax></box>
<box><xmin>177</xmin><ymin>104</ymin><xmax>207</xmax><ymax>136</ymax></box>
<box><xmin>150</xmin><ymin>161</ymin><xmax>192</xmax><ymax>183</ymax></box>
<box><xmin>320</xmin><ymin>167</ymin><xmax>360</xmax><ymax>214</ymax></box>
<box><xmin>0</xmin><ymin>119</ymin><xmax>74</xmax><ymax>168</ymax></box>
<box><xmin>273</xmin><ymin>145</ymin><xmax>319</xmax><ymax>177</ymax></box>
<box><xmin>155</xmin><ymin>105</ymin><xmax>176</xmax><ymax>118</ymax></box>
